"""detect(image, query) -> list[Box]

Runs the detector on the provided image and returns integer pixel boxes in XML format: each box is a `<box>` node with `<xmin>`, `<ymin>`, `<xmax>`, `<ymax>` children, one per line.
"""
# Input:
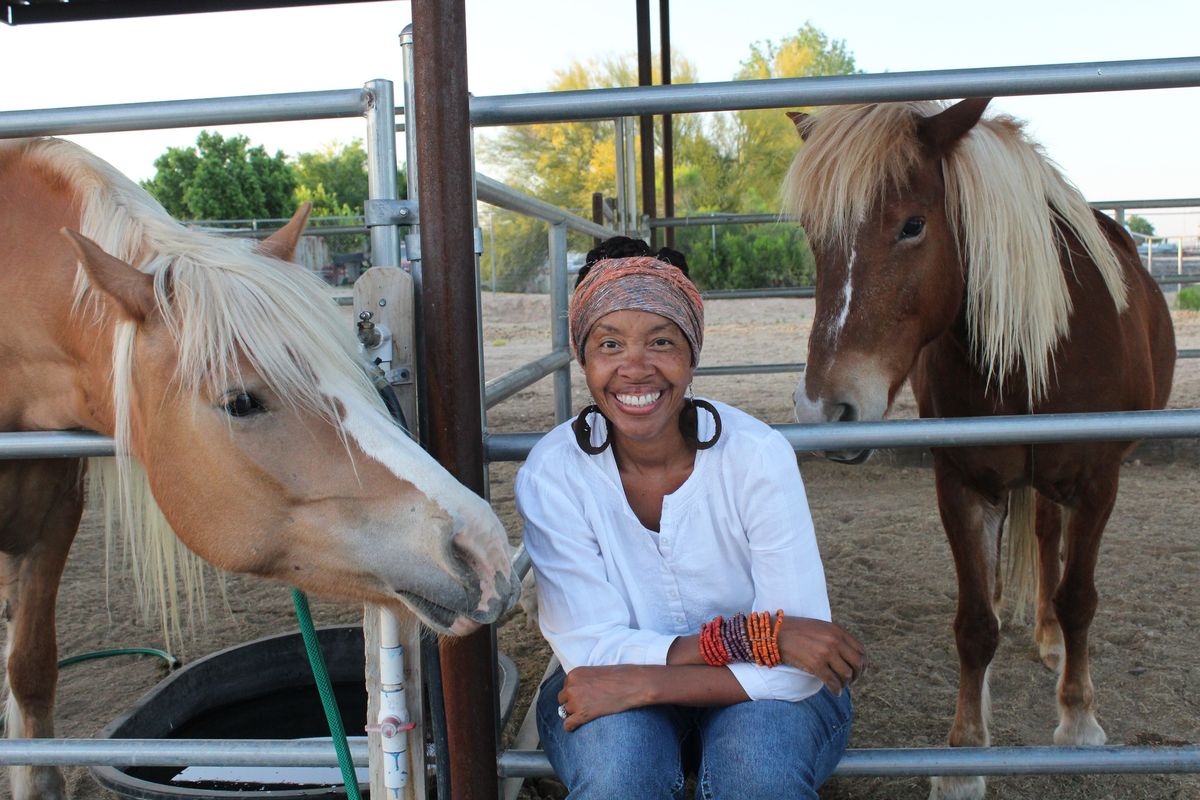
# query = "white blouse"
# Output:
<box><xmin>516</xmin><ymin>399</ymin><xmax>830</xmax><ymax>702</ymax></box>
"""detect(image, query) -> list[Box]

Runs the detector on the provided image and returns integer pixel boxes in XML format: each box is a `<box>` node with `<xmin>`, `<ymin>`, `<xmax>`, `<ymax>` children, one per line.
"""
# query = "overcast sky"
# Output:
<box><xmin>2</xmin><ymin>0</ymin><xmax>1197</xmax><ymax>233</ymax></box>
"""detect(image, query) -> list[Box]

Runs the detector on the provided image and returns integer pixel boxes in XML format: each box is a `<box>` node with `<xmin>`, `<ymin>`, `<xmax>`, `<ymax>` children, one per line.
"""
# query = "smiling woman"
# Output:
<box><xmin>514</xmin><ymin>237</ymin><xmax>865</xmax><ymax>799</ymax></box>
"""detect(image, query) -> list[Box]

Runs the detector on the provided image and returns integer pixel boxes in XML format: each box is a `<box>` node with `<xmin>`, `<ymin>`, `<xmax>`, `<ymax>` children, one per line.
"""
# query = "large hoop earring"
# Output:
<box><xmin>572</xmin><ymin>404</ymin><xmax>612</xmax><ymax>455</ymax></box>
<box><xmin>680</xmin><ymin>397</ymin><xmax>722</xmax><ymax>450</ymax></box>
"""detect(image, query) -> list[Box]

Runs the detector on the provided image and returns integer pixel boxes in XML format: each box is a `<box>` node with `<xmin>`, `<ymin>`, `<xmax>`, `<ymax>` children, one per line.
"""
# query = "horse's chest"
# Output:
<box><xmin>939</xmin><ymin>447</ymin><xmax>1030</xmax><ymax>497</ymax></box>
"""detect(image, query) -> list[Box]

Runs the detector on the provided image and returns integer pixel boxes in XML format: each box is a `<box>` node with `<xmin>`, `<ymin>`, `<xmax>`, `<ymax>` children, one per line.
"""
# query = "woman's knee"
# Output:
<box><xmin>699</xmin><ymin>691</ymin><xmax>853</xmax><ymax>799</ymax></box>
<box><xmin>551</xmin><ymin>711</ymin><xmax>687</xmax><ymax>798</ymax></box>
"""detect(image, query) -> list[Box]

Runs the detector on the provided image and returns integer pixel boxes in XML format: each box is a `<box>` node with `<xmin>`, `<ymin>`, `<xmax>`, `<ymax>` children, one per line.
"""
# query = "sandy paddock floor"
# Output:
<box><xmin>4</xmin><ymin>291</ymin><xmax>1200</xmax><ymax>799</ymax></box>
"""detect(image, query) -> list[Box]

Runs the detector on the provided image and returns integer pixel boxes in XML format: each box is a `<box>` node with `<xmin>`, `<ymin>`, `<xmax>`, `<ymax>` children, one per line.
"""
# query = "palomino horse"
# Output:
<box><xmin>0</xmin><ymin>137</ymin><xmax>516</xmax><ymax>800</ymax></box>
<box><xmin>784</xmin><ymin>99</ymin><xmax>1175</xmax><ymax>799</ymax></box>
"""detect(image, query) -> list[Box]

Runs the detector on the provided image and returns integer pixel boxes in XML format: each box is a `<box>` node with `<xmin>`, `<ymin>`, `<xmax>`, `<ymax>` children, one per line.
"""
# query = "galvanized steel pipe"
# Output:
<box><xmin>364</xmin><ymin>79</ymin><xmax>402</xmax><ymax>268</ymax></box>
<box><xmin>484</xmin><ymin>353</ymin><xmax>572</xmax><ymax>409</ymax></box>
<box><xmin>476</xmin><ymin>174</ymin><xmax>615</xmax><ymax>239</ymax></box>
<box><xmin>469</xmin><ymin>57</ymin><xmax>1200</xmax><ymax>126</ymax></box>
<box><xmin>0</xmin><ymin>738</ymin><xmax>368</xmax><ymax>767</ymax></box>
<box><xmin>11</xmin><ymin>409</ymin><xmax>1200</xmax><ymax>462</ymax></box>
<box><xmin>498</xmin><ymin>745</ymin><xmax>1200</xmax><ymax>779</ymax></box>
<box><xmin>483</xmin><ymin>408</ymin><xmax>1200</xmax><ymax>462</ymax></box>
<box><xmin>0</xmin><ymin>89</ymin><xmax>370</xmax><ymax>137</ymax></box>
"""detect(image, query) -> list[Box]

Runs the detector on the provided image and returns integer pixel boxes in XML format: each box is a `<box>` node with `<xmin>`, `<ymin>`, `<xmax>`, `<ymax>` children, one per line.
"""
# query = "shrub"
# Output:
<box><xmin>1178</xmin><ymin>286</ymin><xmax>1200</xmax><ymax>311</ymax></box>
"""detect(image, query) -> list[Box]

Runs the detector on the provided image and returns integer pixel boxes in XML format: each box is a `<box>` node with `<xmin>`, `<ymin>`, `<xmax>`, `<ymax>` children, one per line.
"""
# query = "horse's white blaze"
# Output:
<box><xmin>329</xmin><ymin>381</ymin><xmax>512</xmax><ymax>615</ymax></box>
<box><xmin>830</xmin><ymin>246</ymin><xmax>856</xmax><ymax>340</ymax></box>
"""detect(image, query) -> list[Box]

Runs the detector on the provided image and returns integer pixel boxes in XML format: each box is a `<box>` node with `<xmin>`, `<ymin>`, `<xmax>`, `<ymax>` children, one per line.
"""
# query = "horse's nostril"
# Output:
<box><xmin>833</xmin><ymin>402</ymin><xmax>858</xmax><ymax>423</ymax></box>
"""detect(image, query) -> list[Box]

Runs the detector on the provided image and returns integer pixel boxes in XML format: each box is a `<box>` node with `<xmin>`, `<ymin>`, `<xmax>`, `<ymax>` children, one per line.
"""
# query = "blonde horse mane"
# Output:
<box><xmin>782</xmin><ymin>102</ymin><xmax>1128</xmax><ymax>403</ymax></box>
<box><xmin>23</xmin><ymin>137</ymin><xmax>384</xmax><ymax>644</ymax></box>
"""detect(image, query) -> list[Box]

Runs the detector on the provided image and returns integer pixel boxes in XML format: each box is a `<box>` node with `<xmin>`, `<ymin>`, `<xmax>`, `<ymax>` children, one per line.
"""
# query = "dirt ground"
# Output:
<box><xmin>6</xmin><ymin>291</ymin><xmax>1200</xmax><ymax>799</ymax></box>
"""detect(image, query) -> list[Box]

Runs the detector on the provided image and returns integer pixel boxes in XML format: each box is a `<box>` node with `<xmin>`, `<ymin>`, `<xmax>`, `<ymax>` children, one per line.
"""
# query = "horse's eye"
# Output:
<box><xmin>224</xmin><ymin>392</ymin><xmax>266</xmax><ymax>417</ymax></box>
<box><xmin>900</xmin><ymin>217</ymin><xmax>926</xmax><ymax>240</ymax></box>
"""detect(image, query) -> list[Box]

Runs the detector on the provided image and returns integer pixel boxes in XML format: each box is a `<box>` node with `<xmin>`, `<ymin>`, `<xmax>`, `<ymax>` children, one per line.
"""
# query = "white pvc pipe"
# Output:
<box><xmin>377</xmin><ymin>609</ymin><xmax>412</xmax><ymax>797</ymax></box>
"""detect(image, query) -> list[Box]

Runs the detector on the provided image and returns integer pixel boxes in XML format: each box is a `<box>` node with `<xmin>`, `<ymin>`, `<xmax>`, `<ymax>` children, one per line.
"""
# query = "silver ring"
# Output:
<box><xmin>557</xmin><ymin>704</ymin><xmax>568</xmax><ymax>720</ymax></box>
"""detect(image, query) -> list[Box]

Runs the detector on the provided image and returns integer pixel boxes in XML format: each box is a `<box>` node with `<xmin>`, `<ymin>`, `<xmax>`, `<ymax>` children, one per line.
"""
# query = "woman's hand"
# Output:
<box><xmin>557</xmin><ymin>665</ymin><xmax>650</xmax><ymax>732</ymax></box>
<box><xmin>776</xmin><ymin>617</ymin><xmax>866</xmax><ymax>695</ymax></box>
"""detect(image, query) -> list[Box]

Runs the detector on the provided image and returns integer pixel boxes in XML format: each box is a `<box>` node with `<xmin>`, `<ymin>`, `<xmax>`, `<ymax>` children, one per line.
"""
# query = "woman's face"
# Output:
<box><xmin>582</xmin><ymin>309</ymin><xmax>694</xmax><ymax>448</ymax></box>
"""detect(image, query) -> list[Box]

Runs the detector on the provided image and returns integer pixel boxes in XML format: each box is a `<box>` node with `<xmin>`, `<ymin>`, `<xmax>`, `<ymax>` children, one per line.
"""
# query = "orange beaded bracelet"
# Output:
<box><xmin>767</xmin><ymin>609</ymin><xmax>784</xmax><ymax>667</ymax></box>
<box><xmin>699</xmin><ymin>611</ymin><xmax>784</xmax><ymax>669</ymax></box>
<box><xmin>749</xmin><ymin>611</ymin><xmax>767</xmax><ymax>666</ymax></box>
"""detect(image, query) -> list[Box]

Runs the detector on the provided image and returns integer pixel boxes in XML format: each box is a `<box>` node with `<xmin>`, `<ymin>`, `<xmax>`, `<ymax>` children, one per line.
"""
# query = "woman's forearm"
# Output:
<box><xmin>558</xmin><ymin>662</ymin><xmax>750</xmax><ymax>730</ymax></box>
<box><xmin>638</xmin><ymin>664</ymin><xmax>751</xmax><ymax>706</ymax></box>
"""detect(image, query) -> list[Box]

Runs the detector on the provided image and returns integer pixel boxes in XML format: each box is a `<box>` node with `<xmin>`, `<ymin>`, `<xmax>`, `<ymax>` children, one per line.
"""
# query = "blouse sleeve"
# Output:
<box><xmin>726</xmin><ymin>430</ymin><xmax>831</xmax><ymax>702</ymax></box>
<box><xmin>516</xmin><ymin>466</ymin><xmax>677</xmax><ymax>673</ymax></box>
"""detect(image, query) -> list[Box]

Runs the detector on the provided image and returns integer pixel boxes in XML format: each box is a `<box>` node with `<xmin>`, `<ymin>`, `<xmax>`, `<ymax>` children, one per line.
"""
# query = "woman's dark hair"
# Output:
<box><xmin>575</xmin><ymin>236</ymin><xmax>690</xmax><ymax>288</ymax></box>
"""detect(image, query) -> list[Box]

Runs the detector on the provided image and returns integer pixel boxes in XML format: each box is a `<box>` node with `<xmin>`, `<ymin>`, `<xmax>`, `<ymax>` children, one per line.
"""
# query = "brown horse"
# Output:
<box><xmin>783</xmin><ymin>99</ymin><xmax>1175</xmax><ymax>799</ymax></box>
<box><xmin>0</xmin><ymin>137</ymin><xmax>516</xmax><ymax>800</ymax></box>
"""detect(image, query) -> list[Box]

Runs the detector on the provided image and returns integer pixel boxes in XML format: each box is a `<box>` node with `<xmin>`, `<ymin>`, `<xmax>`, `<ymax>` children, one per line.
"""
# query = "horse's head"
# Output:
<box><xmin>63</xmin><ymin>210</ymin><xmax>516</xmax><ymax>636</ymax></box>
<box><xmin>783</xmin><ymin>98</ymin><xmax>990</xmax><ymax>462</ymax></box>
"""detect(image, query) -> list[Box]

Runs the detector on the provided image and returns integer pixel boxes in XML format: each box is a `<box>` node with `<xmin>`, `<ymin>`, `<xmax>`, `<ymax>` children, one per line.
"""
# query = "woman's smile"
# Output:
<box><xmin>615</xmin><ymin>390</ymin><xmax>663</xmax><ymax>411</ymax></box>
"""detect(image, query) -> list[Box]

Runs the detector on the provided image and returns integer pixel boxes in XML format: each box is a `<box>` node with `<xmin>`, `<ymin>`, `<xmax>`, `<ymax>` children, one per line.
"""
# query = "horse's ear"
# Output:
<box><xmin>257</xmin><ymin>202</ymin><xmax>312</xmax><ymax>261</ymax></box>
<box><xmin>61</xmin><ymin>229</ymin><xmax>157</xmax><ymax>323</ymax></box>
<box><xmin>786</xmin><ymin>111</ymin><xmax>812</xmax><ymax>140</ymax></box>
<box><xmin>917</xmin><ymin>97</ymin><xmax>991</xmax><ymax>153</ymax></box>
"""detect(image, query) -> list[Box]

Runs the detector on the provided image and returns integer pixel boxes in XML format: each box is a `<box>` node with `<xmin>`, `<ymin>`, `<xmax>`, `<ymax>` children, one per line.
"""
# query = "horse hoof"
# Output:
<box><xmin>1054</xmin><ymin>715</ymin><xmax>1107</xmax><ymax>746</ymax></box>
<box><xmin>929</xmin><ymin>774</ymin><xmax>986</xmax><ymax>800</ymax></box>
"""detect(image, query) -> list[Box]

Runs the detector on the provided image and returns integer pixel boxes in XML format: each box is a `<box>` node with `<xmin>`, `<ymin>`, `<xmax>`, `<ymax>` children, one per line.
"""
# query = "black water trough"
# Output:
<box><xmin>91</xmin><ymin>625</ymin><xmax>518</xmax><ymax>799</ymax></box>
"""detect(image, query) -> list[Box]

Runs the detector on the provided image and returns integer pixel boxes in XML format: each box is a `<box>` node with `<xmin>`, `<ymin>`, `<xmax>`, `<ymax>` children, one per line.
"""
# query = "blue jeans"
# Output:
<box><xmin>536</xmin><ymin>666</ymin><xmax>852</xmax><ymax>799</ymax></box>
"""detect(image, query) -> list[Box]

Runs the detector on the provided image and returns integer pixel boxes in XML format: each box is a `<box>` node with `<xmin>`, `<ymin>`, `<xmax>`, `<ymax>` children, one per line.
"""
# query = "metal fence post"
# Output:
<box><xmin>361</xmin><ymin>75</ymin><xmax>425</xmax><ymax>800</ymax></box>
<box><xmin>549</xmin><ymin>223</ymin><xmax>572</xmax><ymax>424</ymax></box>
<box><xmin>624</xmin><ymin>118</ymin><xmax>639</xmax><ymax>238</ymax></box>
<box><xmin>365</xmin><ymin>79</ymin><xmax>401</xmax><ymax>269</ymax></box>
<box><xmin>410</xmin><ymin>3</ymin><xmax>501</xmax><ymax>799</ymax></box>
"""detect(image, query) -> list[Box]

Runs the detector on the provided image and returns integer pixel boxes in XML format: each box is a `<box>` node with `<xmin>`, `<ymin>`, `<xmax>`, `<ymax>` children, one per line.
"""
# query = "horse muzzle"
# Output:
<box><xmin>793</xmin><ymin>375</ymin><xmax>885</xmax><ymax>465</ymax></box>
<box><xmin>824</xmin><ymin>448</ymin><xmax>875</xmax><ymax>465</ymax></box>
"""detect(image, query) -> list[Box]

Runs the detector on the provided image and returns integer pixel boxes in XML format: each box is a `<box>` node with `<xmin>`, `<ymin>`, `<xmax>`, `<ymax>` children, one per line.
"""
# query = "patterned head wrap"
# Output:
<box><xmin>570</xmin><ymin>256</ymin><xmax>704</xmax><ymax>366</ymax></box>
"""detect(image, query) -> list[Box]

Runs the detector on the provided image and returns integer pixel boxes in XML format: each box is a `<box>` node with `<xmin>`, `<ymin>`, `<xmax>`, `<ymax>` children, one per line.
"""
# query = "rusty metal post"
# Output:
<box><xmin>636</xmin><ymin>0</ymin><xmax>657</xmax><ymax>247</ymax></box>
<box><xmin>591</xmin><ymin>192</ymin><xmax>605</xmax><ymax>249</ymax></box>
<box><xmin>659</xmin><ymin>0</ymin><xmax>675</xmax><ymax>249</ymax></box>
<box><xmin>410</xmin><ymin>2</ymin><xmax>499</xmax><ymax>799</ymax></box>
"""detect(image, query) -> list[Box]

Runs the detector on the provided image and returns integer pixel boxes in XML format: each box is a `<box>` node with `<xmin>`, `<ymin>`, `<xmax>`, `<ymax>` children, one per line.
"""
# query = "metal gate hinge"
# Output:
<box><xmin>365</xmin><ymin>199</ymin><xmax>419</xmax><ymax>227</ymax></box>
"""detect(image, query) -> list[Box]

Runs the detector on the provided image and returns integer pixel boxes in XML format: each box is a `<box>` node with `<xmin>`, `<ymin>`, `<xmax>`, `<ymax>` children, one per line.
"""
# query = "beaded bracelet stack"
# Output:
<box><xmin>699</xmin><ymin>610</ymin><xmax>784</xmax><ymax>668</ymax></box>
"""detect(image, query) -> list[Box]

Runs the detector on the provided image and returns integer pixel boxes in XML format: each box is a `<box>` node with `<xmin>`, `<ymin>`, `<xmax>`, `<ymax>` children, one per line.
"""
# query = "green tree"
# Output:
<box><xmin>1126</xmin><ymin>214</ymin><xmax>1156</xmax><ymax>236</ymax></box>
<box><xmin>719</xmin><ymin>23</ymin><xmax>860</xmax><ymax>212</ymax></box>
<box><xmin>291</xmin><ymin>139</ymin><xmax>409</xmax><ymax>217</ymax></box>
<box><xmin>291</xmin><ymin>139</ymin><xmax>409</xmax><ymax>266</ymax></box>
<box><xmin>479</xmin><ymin>23</ymin><xmax>857</xmax><ymax>290</ymax></box>
<box><xmin>480</xmin><ymin>55</ymin><xmax>708</xmax><ymax>290</ymax></box>
<box><xmin>141</xmin><ymin>131</ymin><xmax>296</xmax><ymax>221</ymax></box>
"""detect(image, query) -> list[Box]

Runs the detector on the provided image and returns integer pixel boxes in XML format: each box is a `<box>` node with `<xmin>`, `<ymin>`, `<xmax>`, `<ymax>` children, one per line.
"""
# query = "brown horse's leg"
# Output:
<box><xmin>1034</xmin><ymin>496</ymin><xmax>1065</xmax><ymax>672</ymax></box>
<box><xmin>929</xmin><ymin>458</ymin><xmax>1004</xmax><ymax>800</ymax></box>
<box><xmin>1052</xmin><ymin>471</ymin><xmax>1114</xmax><ymax>746</ymax></box>
<box><xmin>0</xmin><ymin>460</ymin><xmax>84</xmax><ymax>800</ymax></box>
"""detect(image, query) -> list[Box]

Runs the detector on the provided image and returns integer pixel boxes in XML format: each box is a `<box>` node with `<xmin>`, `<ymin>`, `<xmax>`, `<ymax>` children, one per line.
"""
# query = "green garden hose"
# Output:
<box><xmin>292</xmin><ymin>588</ymin><xmax>362</xmax><ymax>800</ymax></box>
<box><xmin>0</xmin><ymin>647</ymin><xmax>179</xmax><ymax>735</ymax></box>
<box><xmin>57</xmin><ymin>647</ymin><xmax>178</xmax><ymax>670</ymax></box>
